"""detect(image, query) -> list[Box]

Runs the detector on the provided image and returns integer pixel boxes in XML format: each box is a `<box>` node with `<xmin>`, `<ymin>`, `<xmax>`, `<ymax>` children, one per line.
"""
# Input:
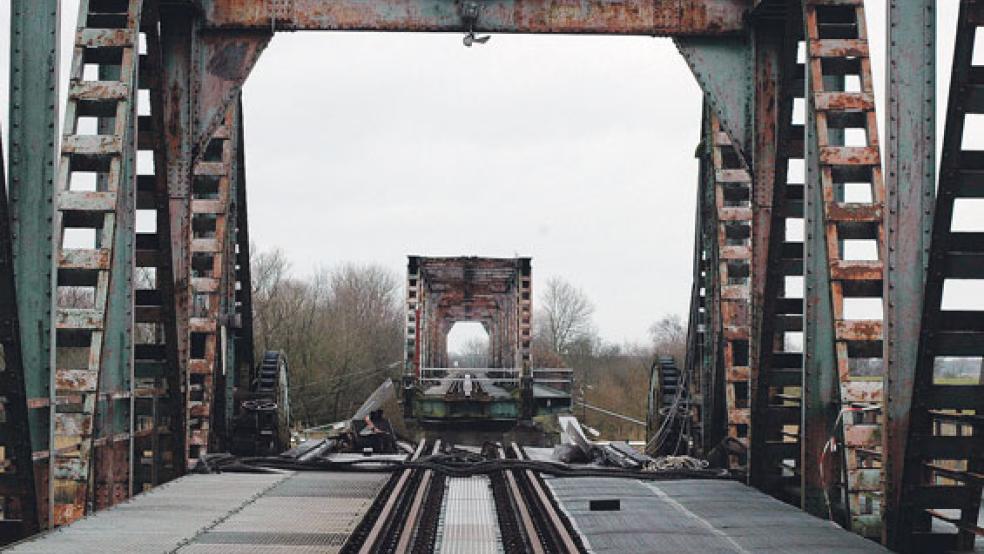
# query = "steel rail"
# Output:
<box><xmin>510</xmin><ymin>443</ymin><xmax>583</xmax><ymax>553</ymax></box>
<box><xmin>498</xmin><ymin>445</ymin><xmax>545</xmax><ymax>554</ymax></box>
<box><xmin>394</xmin><ymin>440</ymin><xmax>441</xmax><ymax>553</ymax></box>
<box><xmin>358</xmin><ymin>439</ymin><xmax>427</xmax><ymax>554</ymax></box>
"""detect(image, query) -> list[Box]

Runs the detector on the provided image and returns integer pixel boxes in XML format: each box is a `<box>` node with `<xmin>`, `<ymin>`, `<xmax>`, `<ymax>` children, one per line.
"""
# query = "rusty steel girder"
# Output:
<box><xmin>199</xmin><ymin>0</ymin><xmax>750</xmax><ymax>35</ymax></box>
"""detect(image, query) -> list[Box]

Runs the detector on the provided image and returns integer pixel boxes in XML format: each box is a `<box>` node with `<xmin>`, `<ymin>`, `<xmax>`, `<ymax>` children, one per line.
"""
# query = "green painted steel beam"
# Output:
<box><xmin>800</xmin><ymin>54</ymin><xmax>839</xmax><ymax>520</ymax></box>
<box><xmin>881</xmin><ymin>1</ymin><xmax>935</xmax><ymax>546</ymax></box>
<box><xmin>92</xmin><ymin>55</ymin><xmax>136</xmax><ymax>502</ymax></box>
<box><xmin>677</xmin><ymin>36</ymin><xmax>754</xmax><ymax>164</ymax></box>
<box><xmin>8</xmin><ymin>0</ymin><xmax>60</xmax><ymax>526</ymax></box>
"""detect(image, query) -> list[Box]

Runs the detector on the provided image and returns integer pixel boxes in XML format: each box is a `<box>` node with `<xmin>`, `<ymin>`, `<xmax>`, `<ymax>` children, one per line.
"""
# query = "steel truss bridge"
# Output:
<box><xmin>0</xmin><ymin>0</ymin><xmax>980</xmax><ymax>552</ymax></box>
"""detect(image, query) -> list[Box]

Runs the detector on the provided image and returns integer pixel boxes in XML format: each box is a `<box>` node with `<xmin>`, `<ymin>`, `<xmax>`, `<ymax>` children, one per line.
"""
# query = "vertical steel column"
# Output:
<box><xmin>8</xmin><ymin>0</ymin><xmax>60</xmax><ymax>529</ymax></box>
<box><xmin>749</xmin><ymin>20</ymin><xmax>781</xmax><ymax>394</ymax></box>
<box><xmin>893</xmin><ymin>3</ymin><xmax>984</xmax><ymax>550</ymax></box>
<box><xmin>232</xmin><ymin>97</ymin><xmax>255</xmax><ymax>412</ymax></box>
<box><xmin>881</xmin><ymin>0</ymin><xmax>935</xmax><ymax>544</ymax></box>
<box><xmin>684</xmin><ymin>185</ymin><xmax>708</xmax><ymax>454</ymax></box>
<box><xmin>186</xmin><ymin>108</ymin><xmax>235</xmax><ymax>462</ymax></box>
<box><xmin>709</xmin><ymin>114</ymin><xmax>754</xmax><ymax>468</ymax></box>
<box><xmin>220</xmin><ymin>101</ymin><xmax>244</xmax><ymax>441</ymax></box>
<box><xmin>133</xmin><ymin>0</ymin><xmax>184</xmax><ymax>493</ymax></box>
<box><xmin>800</xmin><ymin>2</ymin><xmax>839</xmax><ymax>520</ymax></box>
<box><xmin>749</xmin><ymin>5</ymin><xmax>805</xmax><ymax>502</ymax></box>
<box><xmin>161</xmin><ymin>5</ymin><xmax>195</xmax><ymax>470</ymax></box>
<box><xmin>698</xmin><ymin>105</ymin><xmax>727</xmax><ymax>456</ymax></box>
<box><xmin>802</xmin><ymin>1</ymin><xmax>888</xmax><ymax>536</ymax></box>
<box><xmin>50</xmin><ymin>0</ymin><xmax>143</xmax><ymax>524</ymax></box>
<box><xmin>0</xmin><ymin>129</ymin><xmax>40</xmax><ymax>542</ymax></box>
<box><xmin>404</xmin><ymin>257</ymin><xmax>421</xmax><ymax>418</ymax></box>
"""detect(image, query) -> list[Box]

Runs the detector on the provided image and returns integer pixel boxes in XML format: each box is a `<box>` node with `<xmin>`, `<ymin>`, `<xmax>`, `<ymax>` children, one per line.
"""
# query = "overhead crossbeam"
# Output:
<box><xmin>199</xmin><ymin>0</ymin><xmax>748</xmax><ymax>35</ymax></box>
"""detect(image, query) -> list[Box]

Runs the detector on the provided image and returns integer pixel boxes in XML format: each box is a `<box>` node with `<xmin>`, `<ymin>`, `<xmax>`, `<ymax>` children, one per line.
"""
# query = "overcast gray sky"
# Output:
<box><xmin>0</xmin><ymin>1</ymin><xmax>968</xmax><ymax>347</ymax></box>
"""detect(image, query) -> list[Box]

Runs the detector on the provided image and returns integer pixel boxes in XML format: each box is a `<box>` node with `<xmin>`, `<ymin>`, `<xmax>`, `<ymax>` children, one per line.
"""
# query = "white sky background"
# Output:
<box><xmin>0</xmin><ymin>1</ymin><xmax>970</xmax><ymax>349</ymax></box>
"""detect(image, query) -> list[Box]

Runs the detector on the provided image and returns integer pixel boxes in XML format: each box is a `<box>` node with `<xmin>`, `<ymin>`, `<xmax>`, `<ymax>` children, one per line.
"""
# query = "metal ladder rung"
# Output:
<box><xmin>56</xmin><ymin>308</ymin><xmax>105</xmax><ymax>330</ymax></box>
<box><xmin>63</xmin><ymin>134</ymin><xmax>123</xmax><ymax>156</ymax></box>
<box><xmin>76</xmin><ymin>28</ymin><xmax>136</xmax><ymax>49</ymax></box>
<box><xmin>818</xmin><ymin>145</ymin><xmax>880</xmax><ymax>166</ymax></box>
<box><xmin>808</xmin><ymin>39</ymin><xmax>868</xmax><ymax>58</ymax></box>
<box><xmin>59</xmin><ymin>249</ymin><xmax>111</xmax><ymax>271</ymax></box>
<box><xmin>815</xmin><ymin>91</ymin><xmax>874</xmax><ymax>111</ymax></box>
<box><xmin>69</xmin><ymin>81</ymin><xmax>129</xmax><ymax>101</ymax></box>
<box><xmin>59</xmin><ymin>190</ymin><xmax>117</xmax><ymax>212</ymax></box>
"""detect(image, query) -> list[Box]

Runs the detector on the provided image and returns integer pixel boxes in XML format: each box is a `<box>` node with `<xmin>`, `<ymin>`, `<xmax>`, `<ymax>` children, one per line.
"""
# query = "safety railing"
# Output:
<box><xmin>419</xmin><ymin>368</ymin><xmax>521</xmax><ymax>387</ymax></box>
<box><xmin>532</xmin><ymin>368</ymin><xmax>574</xmax><ymax>394</ymax></box>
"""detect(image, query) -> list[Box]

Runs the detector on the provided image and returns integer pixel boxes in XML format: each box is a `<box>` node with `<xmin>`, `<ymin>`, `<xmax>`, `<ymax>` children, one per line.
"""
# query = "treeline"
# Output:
<box><xmin>251</xmin><ymin>249</ymin><xmax>687</xmax><ymax>440</ymax></box>
<box><xmin>529</xmin><ymin>277</ymin><xmax>686</xmax><ymax>441</ymax></box>
<box><xmin>250</xmin><ymin>248</ymin><xmax>403</xmax><ymax>428</ymax></box>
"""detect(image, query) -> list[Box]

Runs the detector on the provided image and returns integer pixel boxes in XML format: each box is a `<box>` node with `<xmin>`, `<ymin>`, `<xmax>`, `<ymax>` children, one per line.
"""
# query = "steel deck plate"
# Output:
<box><xmin>6</xmin><ymin>470</ymin><xmax>389</xmax><ymax>553</ymax></box>
<box><xmin>547</xmin><ymin>477</ymin><xmax>890</xmax><ymax>553</ymax></box>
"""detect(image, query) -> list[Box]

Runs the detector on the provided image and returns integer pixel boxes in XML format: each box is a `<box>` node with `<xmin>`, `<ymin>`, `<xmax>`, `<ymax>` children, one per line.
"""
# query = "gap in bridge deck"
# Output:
<box><xmin>240</xmin><ymin>32</ymin><xmax>701</xmax><ymax>345</ymax></box>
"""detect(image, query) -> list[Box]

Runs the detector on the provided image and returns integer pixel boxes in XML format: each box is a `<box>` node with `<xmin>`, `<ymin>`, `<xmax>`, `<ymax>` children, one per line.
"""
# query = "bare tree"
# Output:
<box><xmin>535</xmin><ymin>277</ymin><xmax>595</xmax><ymax>356</ymax></box>
<box><xmin>249</xmin><ymin>249</ymin><xmax>403</xmax><ymax>427</ymax></box>
<box><xmin>648</xmin><ymin>314</ymin><xmax>686</xmax><ymax>362</ymax></box>
<box><xmin>449</xmin><ymin>336</ymin><xmax>490</xmax><ymax>368</ymax></box>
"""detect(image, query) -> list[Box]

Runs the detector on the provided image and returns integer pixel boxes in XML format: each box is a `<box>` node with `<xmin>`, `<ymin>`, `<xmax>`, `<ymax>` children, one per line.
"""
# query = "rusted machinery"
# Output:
<box><xmin>230</xmin><ymin>351</ymin><xmax>291</xmax><ymax>457</ymax></box>
<box><xmin>1</xmin><ymin>0</ymin><xmax>981</xmax><ymax>551</ymax></box>
<box><xmin>647</xmin><ymin>356</ymin><xmax>697</xmax><ymax>458</ymax></box>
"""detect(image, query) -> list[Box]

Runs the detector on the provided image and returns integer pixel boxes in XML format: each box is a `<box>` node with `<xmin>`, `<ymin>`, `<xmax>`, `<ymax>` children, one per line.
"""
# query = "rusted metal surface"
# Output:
<box><xmin>133</xmin><ymin>0</ymin><xmax>186</xmax><ymax>495</ymax></box>
<box><xmin>708</xmin><ymin>116</ymin><xmax>754</xmax><ymax>468</ymax></box>
<box><xmin>49</xmin><ymin>0</ymin><xmax>143</xmax><ymax>527</ymax></box>
<box><xmin>404</xmin><ymin>256</ymin><xmax>533</xmax><ymax>419</ymax></box>
<box><xmin>747</xmin><ymin>14</ymin><xmax>789</xmax><ymax>498</ymax></box>
<box><xmin>193</xmin><ymin>32</ymin><xmax>272</xmax><ymax>163</ymax></box>
<box><xmin>185</xmin><ymin>107</ymin><xmax>236</xmax><ymax>466</ymax></box>
<box><xmin>200</xmin><ymin>0</ymin><xmax>749</xmax><ymax>35</ymax></box>
<box><xmin>3</xmin><ymin>0</ymin><xmax>968</xmax><ymax>549</ymax></box>
<box><xmin>162</xmin><ymin>3</ymin><xmax>197</xmax><ymax>474</ymax></box>
<box><xmin>407</xmin><ymin>258</ymin><xmax>530</xmax><ymax>372</ymax></box>
<box><xmin>802</xmin><ymin>0</ymin><xmax>886</xmax><ymax>537</ymax></box>
<box><xmin>880</xmin><ymin>0</ymin><xmax>935</xmax><ymax>547</ymax></box>
<box><xmin>694</xmin><ymin>106</ymin><xmax>727</xmax><ymax>457</ymax></box>
<box><xmin>892</xmin><ymin>3</ymin><xmax>984</xmax><ymax>551</ymax></box>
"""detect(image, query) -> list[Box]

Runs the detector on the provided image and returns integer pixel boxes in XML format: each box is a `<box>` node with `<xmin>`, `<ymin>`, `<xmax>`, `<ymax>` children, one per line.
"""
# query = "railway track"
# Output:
<box><xmin>342</xmin><ymin>440</ymin><xmax>586</xmax><ymax>554</ymax></box>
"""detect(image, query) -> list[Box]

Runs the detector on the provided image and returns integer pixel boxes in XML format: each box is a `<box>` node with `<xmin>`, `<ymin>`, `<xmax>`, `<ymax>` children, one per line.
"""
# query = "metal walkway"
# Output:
<box><xmin>547</xmin><ymin>477</ymin><xmax>889</xmax><ymax>553</ymax></box>
<box><xmin>7</xmin><ymin>471</ymin><xmax>388</xmax><ymax>553</ymax></box>
<box><xmin>437</xmin><ymin>477</ymin><xmax>502</xmax><ymax>554</ymax></box>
